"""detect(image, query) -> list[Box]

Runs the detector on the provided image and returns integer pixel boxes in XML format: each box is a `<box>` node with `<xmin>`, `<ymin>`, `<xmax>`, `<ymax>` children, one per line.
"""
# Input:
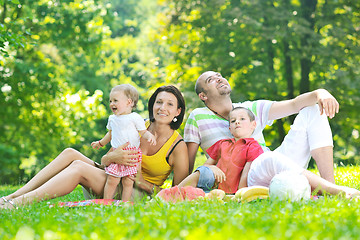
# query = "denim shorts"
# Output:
<box><xmin>196</xmin><ymin>166</ymin><xmax>215</xmax><ymax>193</ymax></box>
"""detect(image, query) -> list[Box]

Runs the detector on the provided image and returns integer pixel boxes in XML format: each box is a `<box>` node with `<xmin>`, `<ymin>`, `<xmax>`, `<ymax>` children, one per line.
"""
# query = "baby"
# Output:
<box><xmin>92</xmin><ymin>84</ymin><xmax>156</xmax><ymax>201</ymax></box>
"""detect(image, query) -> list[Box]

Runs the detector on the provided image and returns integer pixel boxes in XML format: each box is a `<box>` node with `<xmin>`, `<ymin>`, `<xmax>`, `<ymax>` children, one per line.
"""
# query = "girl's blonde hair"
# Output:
<box><xmin>111</xmin><ymin>84</ymin><xmax>139</xmax><ymax>109</ymax></box>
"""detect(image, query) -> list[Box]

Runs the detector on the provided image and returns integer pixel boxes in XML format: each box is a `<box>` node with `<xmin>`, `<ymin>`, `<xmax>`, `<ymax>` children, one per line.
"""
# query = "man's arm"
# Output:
<box><xmin>268</xmin><ymin>89</ymin><xmax>339</xmax><ymax>121</ymax></box>
<box><xmin>187</xmin><ymin>142</ymin><xmax>199</xmax><ymax>174</ymax></box>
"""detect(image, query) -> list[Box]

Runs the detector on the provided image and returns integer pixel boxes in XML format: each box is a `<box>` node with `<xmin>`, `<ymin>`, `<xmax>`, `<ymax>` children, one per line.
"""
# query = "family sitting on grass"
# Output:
<box><xmin>1</xmin><ymin>71</ymin><xmax>359</xmax><ymax>209</ymax></box>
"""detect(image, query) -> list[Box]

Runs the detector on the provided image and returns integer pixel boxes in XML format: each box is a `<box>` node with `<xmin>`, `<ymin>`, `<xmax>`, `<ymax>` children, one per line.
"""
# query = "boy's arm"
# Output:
<box><xmin>203</xmin><ymin>157</ymin><xmax>217</xmax><ymax>166</ymax></box>
<box><xmin>238</xmin><ymin>162</ymin><xmax>252</xmax><ymax>189</ymax></box>
<box><xmin>204</xmin><ymin>157</ymin><xmax>226</xmax><ymax>183</ymax></box>
<box><xmin>91</xmin><ymin>131</ymin><xmax>111</xmax><ymax>149</ymax></box>
<box><xmin>139</xmin><ymin>130</ymin><xmax>157</xmax><ymax>145</ymax></box>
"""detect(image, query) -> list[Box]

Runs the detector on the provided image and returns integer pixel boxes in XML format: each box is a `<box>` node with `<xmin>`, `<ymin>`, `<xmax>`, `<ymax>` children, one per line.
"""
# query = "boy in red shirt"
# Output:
<box><xmin>179</xmin><ymin>107</ymin><xmax>263</xmax><ymax>193</ymax></box>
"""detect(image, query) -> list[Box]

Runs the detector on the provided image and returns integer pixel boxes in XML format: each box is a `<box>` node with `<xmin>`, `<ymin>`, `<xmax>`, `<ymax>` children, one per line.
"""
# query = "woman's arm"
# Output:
<box><xmin>101</xmin><ymin>142</ymin><xmax>139</xmax><ymax>167</ymax></box>
<box><xmin>129</xmin><ymin>168</ymin><xmax>157</xmax><ymax>194</ymax></box>
<box><xmin>170</xmin><ymin>140</ymin><xmax>190</xmax><ymax>186</ymax></box>
<box><xmin>238</xmin><ymin>162</ymin><xmax>252</xmax><ymax>189</ymax></box>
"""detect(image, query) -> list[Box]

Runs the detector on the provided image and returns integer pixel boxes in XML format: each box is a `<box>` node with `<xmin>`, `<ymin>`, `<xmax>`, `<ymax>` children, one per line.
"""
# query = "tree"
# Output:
<box><xmin>152</xmin><ymin>0</ymin><xmax>360</xmax><ymax>164</ymax></box>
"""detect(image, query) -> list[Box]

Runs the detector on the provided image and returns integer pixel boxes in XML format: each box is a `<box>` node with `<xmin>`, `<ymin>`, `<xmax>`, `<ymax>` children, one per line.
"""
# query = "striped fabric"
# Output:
<box><xmin>105</xmin><ymin>146</ymin><xmax>142</xmax><ymax>177</ymax></box>
<box><xmin>184</xmin><ymin>100</ymin><xmax>274</xmax><ymax>156</ymax></box>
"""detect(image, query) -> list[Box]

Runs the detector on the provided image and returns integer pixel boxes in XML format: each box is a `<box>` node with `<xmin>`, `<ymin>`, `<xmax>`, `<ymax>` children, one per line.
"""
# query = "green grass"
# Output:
<box><xmin>1</xmin><ymin>166</ymin><xmax>360</xmax><ymax>240</ymax></box>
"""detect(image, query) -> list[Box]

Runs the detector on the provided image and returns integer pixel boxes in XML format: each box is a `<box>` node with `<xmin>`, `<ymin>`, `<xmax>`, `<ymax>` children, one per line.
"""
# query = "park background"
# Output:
<box><xmin>1</xmin><ymin>0</ymin><xmax>359</xmax><ymax>185</ymax></box>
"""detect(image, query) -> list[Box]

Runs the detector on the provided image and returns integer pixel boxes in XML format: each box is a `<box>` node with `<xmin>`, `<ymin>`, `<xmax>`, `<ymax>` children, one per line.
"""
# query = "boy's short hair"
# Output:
<box><xmin>111</xmin><ymin>84</ymin><xmax>139</xmax><ymax>109</ymax></box>
<box><xmin>229</xmin><ymin>106</ymin><xmax>255</xmax><ymax>121</ymax></box>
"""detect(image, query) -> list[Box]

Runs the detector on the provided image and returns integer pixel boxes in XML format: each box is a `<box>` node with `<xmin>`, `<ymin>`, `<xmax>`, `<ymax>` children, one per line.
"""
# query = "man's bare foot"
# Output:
<box><xmin>340</xmin><ymin>186</ymin><xmax>360</xmax><ymax>199</ymax></box>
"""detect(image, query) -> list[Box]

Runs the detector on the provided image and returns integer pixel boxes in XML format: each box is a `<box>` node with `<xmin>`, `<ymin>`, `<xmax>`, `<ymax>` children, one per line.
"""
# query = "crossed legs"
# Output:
<box><xmin>248</xmin><ymin>152</ymin><xmax>359</xmax><ymax>198</ymax></box>
<box><xmin>1</xmin><ymin>148</ymin><xmax>96</xmax><ymax>204</ymax></box>
<box><xmin>1</xmin><ymin>160</ymin><xmax>108</xmax><ymax>208</ymax></box>
<box><xmin>275</xmin><ymin>105</ymin><xmax>335</xmax><ymax>183</ymax></box>
<box><xmin>311</xmin><ymin>146</ymin><xmax>335</xmax><ymax>183</ymax></box>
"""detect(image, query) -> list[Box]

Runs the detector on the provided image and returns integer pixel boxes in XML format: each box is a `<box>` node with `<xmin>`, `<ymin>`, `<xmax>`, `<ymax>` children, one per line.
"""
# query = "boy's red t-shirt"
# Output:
<box><xmin>206</xmin><ymin>138</ymin><xmax>264</xmax><ymax>193</ymax></box>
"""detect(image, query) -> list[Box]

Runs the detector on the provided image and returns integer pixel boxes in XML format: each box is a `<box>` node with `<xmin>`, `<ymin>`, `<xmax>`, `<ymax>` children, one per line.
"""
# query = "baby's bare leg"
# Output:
<box><xmin>103</xmin><ymin>175</ymin><xmax>121</xmax><ymax>199</ymax></box>
<box><xmin>121</xmin><ymin>177</ymin><xmax>134</xmax><ymax>202</ymax></box>
<box><xmin>3</xmin><ymin>148</ymin><xmax>94</xmax><ymax>202</ymax></box>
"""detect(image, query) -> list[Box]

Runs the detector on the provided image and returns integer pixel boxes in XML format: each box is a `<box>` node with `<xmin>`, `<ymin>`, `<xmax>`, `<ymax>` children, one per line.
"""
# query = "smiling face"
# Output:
<box><xmin>152</xmin><ymin>91</ymin><xmax>181</xmax><ymax>125</ymax></box>
<box><xmin>109</xmin><ymin>90</ymin><xmax>133</xmax><ymax>116</ymax></box>
<box><xmin>197</xmin><ymin>71</ymin><xmax>232</xmax><ymax>102</ymax></box>
<box><xmin>229</xmin><ymin>108</ymin><xmax>256</xmax><ymax>141</ymax></box>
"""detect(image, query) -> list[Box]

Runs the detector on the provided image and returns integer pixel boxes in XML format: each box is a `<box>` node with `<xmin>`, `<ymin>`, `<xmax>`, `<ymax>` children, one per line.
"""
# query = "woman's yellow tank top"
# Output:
<box><xmin>141</xmin><ymin>124</ymin><xmax>179</xmax><ymax>186</ymax></box>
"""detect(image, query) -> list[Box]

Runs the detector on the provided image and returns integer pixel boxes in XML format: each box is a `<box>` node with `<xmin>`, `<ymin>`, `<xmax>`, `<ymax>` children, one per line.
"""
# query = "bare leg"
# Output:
<box><xmin>2</xmin><ymin>148</ymin><xmax>95</xmax><ymax>203</ymax></box>
<box><xmin>303</xmin><ymin>170</ymin><xmax>360</xmax><ymax>198</ymax></box>
<box><xmin>178</xmin><ymin>171</ymin><xmax>200</xmax><ymax>188</ymax></box>
<box><xmin>121</xmin><ymin>177</ymin><xmax>134</xmax><ymax>202</ymax></box>
<box><xmin>2</xmin><ymin>160</ymin><xmax>107</xmax><ymax>207</ymax></box>
<box><xmin>311</xmin><ymin>146</ymin><xmax>335</xmax><ymax>183</ymax></box>
<box><xmin>103</xmin><ymin>175</ymin><xmax>121</xmax><ymax>199</ymax></box>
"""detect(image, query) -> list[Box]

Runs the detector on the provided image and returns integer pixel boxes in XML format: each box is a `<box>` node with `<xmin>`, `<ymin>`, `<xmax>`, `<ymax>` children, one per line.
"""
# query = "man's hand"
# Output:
<box><xmin>316</xmin><ymin>89</ymin><xmax>339</xmax><ymax>119</ymax></box>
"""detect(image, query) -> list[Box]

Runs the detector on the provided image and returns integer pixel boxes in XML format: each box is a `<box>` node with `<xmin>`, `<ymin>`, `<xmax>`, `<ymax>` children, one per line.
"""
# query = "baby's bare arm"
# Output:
<box><xmin>139</xmin><ymin>130</ymin><xmax>157</xmax><ymax>145</ymax></box>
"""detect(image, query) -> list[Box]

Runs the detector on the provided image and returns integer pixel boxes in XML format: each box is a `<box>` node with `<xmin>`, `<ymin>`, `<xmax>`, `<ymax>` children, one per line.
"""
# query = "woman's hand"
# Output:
<box><xmin>101</xmin><ymin>142</ymin><xmax>140</xmax><ymax>167</ymax></box>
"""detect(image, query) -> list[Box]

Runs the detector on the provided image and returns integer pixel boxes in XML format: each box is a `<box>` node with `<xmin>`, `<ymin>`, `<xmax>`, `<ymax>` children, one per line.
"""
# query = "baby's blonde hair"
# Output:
<box><xmin>111</xmin><ymin>84</ymin><xmax>139</xmax><ymax>109</ymax></box>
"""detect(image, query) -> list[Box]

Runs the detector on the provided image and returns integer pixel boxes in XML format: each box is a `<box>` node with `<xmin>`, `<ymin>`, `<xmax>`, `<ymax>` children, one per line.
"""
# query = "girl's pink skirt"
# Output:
<box><xmin>105</xmin><ymin>146</ymin><xmax>142</xmax><ymax>177</ymax></box>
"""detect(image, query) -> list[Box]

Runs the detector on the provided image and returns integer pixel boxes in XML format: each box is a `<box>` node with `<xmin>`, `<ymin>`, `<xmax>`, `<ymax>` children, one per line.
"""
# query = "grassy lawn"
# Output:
<box><xmin>1</xmin><ymin>166</ymin><xmax>360</xmax><ymax>239</ymax></box>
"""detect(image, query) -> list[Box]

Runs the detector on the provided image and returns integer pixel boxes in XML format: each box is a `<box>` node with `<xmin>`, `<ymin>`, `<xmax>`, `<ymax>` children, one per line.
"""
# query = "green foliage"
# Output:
<box><xmin>0</xmin><ymin>144</ymin><xmax>22</xmax><ymax>184</ymax></box>
<box><xmin>1</xmin><ymin>0</ymin><xmax>360</xmax><ymax>183</ymax></box>
<box><xmin>1</xmin><ymin>166</ymin><xmax>360</xmax><ymax>239</ymax></box>
<box><xmin>0</xmin><ymin>0</ymin><xmax>32</xmax><ymax>56</ymax></box>
<box><xmin>154</xmin><ymin>0</ymin><xmax>360</xmax><ymax>163</ymax></box>
<box><xmin>0</xmin><ymin>0</ymin><xmax>111</xmax><ymax>183</ymax></box>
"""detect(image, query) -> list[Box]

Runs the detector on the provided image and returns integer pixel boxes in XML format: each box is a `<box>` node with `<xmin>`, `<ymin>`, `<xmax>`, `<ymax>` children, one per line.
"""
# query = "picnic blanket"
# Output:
<box><xmin>58</xmin><ymin>199</ymin><xmax>125</xmax><ymax>207</ymax></box>
<box><xmin>55</xmin><ymin>195</ymin><xmax>322</xmax><ymax>208</ymax></box>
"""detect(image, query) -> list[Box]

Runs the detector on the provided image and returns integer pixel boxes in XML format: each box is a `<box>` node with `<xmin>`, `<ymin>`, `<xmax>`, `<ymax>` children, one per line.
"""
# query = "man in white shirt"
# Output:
<box><xmin>184</xmin><ymin>71</ymin><xmax>339</xmax><ymax>183</ymax></box>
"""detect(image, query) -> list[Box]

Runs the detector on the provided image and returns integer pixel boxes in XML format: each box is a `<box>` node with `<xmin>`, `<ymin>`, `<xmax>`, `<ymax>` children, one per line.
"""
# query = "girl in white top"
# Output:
<box><xmin>91</xmin><ymin>84</ymin><xmax>156</xmax><ymax>201</ymax></box>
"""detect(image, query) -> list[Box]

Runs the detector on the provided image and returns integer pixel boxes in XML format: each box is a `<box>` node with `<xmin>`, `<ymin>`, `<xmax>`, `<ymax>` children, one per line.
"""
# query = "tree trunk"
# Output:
<box><xmin>1</xmin><ymin>2</ymin><xmax>6</xmax><ymax>24</ymax></box>
<box><xmin>282</xmin><ymin>0</ymin><xmax>294</xmax><ymax>100</ymax></box>
<box><xmin>299</xmin><ymin>0</ymin><xmax>318</xmax><ymax>93</ymax></box>
<box><xmin>283</xmin><ymin>40</ymin><xmax>294</xmax><ymax>99</ymax></box>
<box><xmin>264</xmin><ymin>6</ymin><xmax>285</xmax><ymax>143</ymax></box>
